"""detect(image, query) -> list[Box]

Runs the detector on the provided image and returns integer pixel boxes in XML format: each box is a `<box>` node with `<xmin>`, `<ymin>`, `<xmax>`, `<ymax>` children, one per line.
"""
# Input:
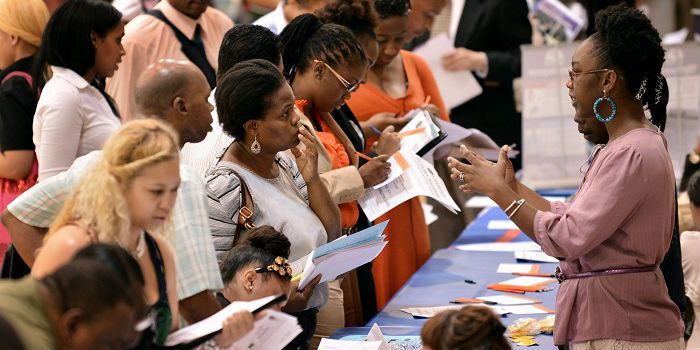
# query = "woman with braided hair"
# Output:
<box><xmin>448</xmin><ymin>4</ymin><xmax>683</xmax><ymax>349</ymax></box>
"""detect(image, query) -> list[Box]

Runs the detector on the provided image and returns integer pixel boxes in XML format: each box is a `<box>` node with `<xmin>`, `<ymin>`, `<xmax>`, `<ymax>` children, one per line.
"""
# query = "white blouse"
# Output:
<box><xmin>33</xmin><ymin>66</ymin><xmax>121</xmax><ymax>181</ymax></box>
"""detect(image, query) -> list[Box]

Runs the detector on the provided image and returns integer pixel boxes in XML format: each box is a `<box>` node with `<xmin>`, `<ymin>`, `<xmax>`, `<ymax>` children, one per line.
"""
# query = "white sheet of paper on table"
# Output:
<box><xmin>465</xmin><ymin>196</ymin><xmax>567</xmax><ymax>208</ymax></box>
<box><xmin>413</xmin><ymin>33</ymin><xmax>483</xmax><ymax>110</ymax></box>
<box><xmin>455</xmin><ymin>241</ymin><xmax>541</xmax><ymax>252</ymax></box>
<box><xmin>366</xmin><ymin>324</ymin><xmax>392</xmax><ymax>350</ymax></box>
<box><xmin>487</xmin><ymin>220</ymin><xmax>519</xmax><ymax>230</ymax></box>
<box><xmin>477</xmin><ymin>295</ymin><xmax>542</xmax><ymax>306</ymax></box>
<box><xmin>359</xmin><ymin>151</ymin><xmax>460</xmax><ymax>221</ymax></box>
<box><xmin>318</xmin><ymin>339</ymin><xmax>384</xmax><ymax>350</ymax></box>
<box><xmin>232</xmin><ymin>310</ymin><xmax>302</xmax><ymax>350</ymax></box>
<box><xmin>500</xmin><ymin>304</ymin><xmax>555</xmax><ymax>315</ymax></box>
<box><xmin>400</xmin><ymin>305</ymin><xmax>508</xmax><ymax>318</ymax></box>
<box><xmin>514</xmin><ymin>250</ymin><xmax>560</xmax><ymax>263</ymax></box>
<box><xmin>496</xmin><ymin>263</ymin><xmax>540</xmax><ymax>274</ymax></box>
<box><xmin>164</xmin><ymin>295</ymin><xmax>287</xmax><ymax>346</ymax></box>
<box><xmin>496</xmin><ymin>276</ymin><xmax>556</xmax><ymax>287</ymax></box>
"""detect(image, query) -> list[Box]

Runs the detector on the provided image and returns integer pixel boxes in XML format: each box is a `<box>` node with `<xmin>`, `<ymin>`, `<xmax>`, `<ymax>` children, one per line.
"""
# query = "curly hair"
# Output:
<box><xmin>372</xmin><ymin>0</ymin><xmax>410</xmax><ymax>19</ymax></box>
<box><xmin>315</xmin><ymin>0</ymin><xmax>377</xmax><ymax>39</ymax></box>
<box><xmin>219</xmin><ymin>225</ymin><xmax>292</xmax><ymax>283</ymax></box>
<box><xmin>280</xmin><ymin>13</ymin><xmax>367</xmax><ymax>81</ymax></box>
<box><xmin>47</xmin><ymin>119</ymin><xmax>180</xmax><ymax>248</ymax></box>
<box><xmin>421</xmin><ymin>306</ymin><xmax>510</xmax><ymax>350</ymax></box>
<box><xmin>591</xmin><ymin>3</ymin><xmax>668</xmax><ymax>130</ymax></box>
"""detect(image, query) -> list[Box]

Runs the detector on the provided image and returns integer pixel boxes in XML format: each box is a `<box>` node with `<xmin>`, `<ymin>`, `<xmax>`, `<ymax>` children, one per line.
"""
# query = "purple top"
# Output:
<box><xmin>534</xmin><ymin>128</ymin><xmax>684</xmax><ymax>345</ymax></box>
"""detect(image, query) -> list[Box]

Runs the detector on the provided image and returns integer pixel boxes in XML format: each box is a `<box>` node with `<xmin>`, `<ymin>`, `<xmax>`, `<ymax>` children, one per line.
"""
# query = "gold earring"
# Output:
<box><xmin>251</xmin><ymin>132</ymin><xmax>261</xmax><ymax>154</ymax></box>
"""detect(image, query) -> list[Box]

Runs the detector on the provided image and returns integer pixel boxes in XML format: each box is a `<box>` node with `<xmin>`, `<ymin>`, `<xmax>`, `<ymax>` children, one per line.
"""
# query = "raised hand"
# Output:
<box><xmin>282</xmin><ymin>274</ymin><xmax>322</xmax><ymax>313</ymax></box>
<box><xmin>447</xmin><ymin>145</ymin><xmax>512</xmax><ymax>196</ymax></box>
<box><xmin>290</xmin><ymin>125</ymin><xmax>320</xmax><ymax>183</ymax></box>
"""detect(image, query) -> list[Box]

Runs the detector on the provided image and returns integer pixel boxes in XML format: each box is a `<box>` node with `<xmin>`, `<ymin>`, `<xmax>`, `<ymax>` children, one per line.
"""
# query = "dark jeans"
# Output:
<box><xmin>284</xmin><ymin>307</ymin><xmax>318</xmax><ymax>350</ymax></box>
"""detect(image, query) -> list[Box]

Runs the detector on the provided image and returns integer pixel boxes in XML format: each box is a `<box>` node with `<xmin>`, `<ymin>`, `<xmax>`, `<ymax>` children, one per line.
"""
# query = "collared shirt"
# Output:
<box><xmin>7</xmin><ymin>151</ymin><xmax>224</xmax><ymax>299</ymax></box>
<box><xmin>33</xmin><ymin>66</ymin><xmax>121</xmax><ymax>181</ymax></box>
<box><xmin>252</xmin><ymin>2</ymin><xmax>287</xmax><ymax>35</ymax></box>
<box><xmin>107</xmin><ymin>0</ymin><xmax>233</xmax><ymax>121</ymax></box>
<box><xmin>180</xmin><ymin>89</ymin><xmax>233</xmax><ymax>177</ymax></box>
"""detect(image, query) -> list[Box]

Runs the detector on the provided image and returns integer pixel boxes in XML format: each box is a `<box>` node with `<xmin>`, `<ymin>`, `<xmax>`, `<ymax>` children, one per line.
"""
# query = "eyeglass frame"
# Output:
<box><xmin>568</xmin><ymin>68</ymin><xmax>618</xmax><ymax>82</ymax></box>
<box><xmin>313</xmin><ymin>59</ymin><xmax>361</xmax><ymax>94</ymax></box>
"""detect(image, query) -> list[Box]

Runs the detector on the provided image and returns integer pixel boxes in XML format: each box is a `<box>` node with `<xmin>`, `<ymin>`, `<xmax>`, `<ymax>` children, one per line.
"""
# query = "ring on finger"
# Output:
<box><xmin>459</xmin><ymin>172</ymin><xmax>465</xmax><ymax>184</ymax></box>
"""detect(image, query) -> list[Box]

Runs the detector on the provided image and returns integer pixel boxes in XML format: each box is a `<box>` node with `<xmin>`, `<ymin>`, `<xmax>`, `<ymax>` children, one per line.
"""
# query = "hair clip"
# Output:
<box><xmin>255</xmin><ymin>256</ymin><xmax>293</xmax><ymax>279</ymax></box>
<box><xmin>635</xmin><ymin>77</ymin><xmax>647</xmax><ymax>101</ymax></box>
<box><xmin>654</xmin><ymin>74</ymin><xmax>663</xmax><ymax>105</ymax></box>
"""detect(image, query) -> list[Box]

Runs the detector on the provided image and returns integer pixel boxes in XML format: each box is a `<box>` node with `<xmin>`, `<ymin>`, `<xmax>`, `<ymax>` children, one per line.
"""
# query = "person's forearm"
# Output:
<box><xmin>306</xmin><ymin>176</ymin><xmax>341</xmax><ymax>240</ymax></box>
<box><xmin>513</xmin><ymin>181</ymin><xmax>552</xmax><ymax>212</ymax></box>
<box><xmin>489</xmin><ymin>186</ymin><xmax>538</xmax><ymax>241</ymax></box>
<box><xmin>1</xmin><ymin>210</ymin><xmax>46</xmax><ymax>267</ymax></box>
<box><xmin>0</xmin><ymin>151</ymin><xmax>35</xmax><ymax>180</ymax></box>
<box><xmin>179</xmin><ymin>290</ymin><xmax>222</xmax><ymax>324</ymax></box>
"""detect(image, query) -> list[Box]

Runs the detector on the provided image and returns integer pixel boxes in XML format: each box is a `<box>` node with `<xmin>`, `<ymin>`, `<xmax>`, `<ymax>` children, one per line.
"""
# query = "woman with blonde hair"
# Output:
<box><xmin>31</xmin><ymin>119</ymin><xmax>181</xmax><ymax>346</ymax></box>
<box><xmin>0</xmin><ymin>0</ymin><xmax>49</xmax><ymax>264</ymax></box>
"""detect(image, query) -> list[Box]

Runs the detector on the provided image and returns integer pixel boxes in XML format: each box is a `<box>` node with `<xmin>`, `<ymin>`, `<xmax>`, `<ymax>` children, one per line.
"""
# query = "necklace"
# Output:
<box><xmin>133</xmin><ymin>232</ymin><xmax>146</xmax><ymax>259</ymax></box>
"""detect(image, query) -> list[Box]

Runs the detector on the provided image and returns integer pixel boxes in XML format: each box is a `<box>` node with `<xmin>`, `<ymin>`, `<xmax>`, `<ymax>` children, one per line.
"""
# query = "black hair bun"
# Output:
<box><xmin>243</xmin><ymin>225</ymin><xmax>291</xmax><ymax>259</ymax></box>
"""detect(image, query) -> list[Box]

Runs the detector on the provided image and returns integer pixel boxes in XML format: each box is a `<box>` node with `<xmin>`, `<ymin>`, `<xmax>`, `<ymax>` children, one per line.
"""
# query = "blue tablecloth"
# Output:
<box><xmin>332</xmin><ymin>206</ymin><xmax>561</xmax><ymax>349</ymax></box>
<box><xmin>452</xmin><ymin>207</ymin><xmax>533</xmax><ymax>246</ymax></box>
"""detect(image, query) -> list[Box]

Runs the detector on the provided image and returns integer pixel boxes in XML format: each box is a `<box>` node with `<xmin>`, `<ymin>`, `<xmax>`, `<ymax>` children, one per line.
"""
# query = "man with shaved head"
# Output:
<box><xmin>2</xmin><ymin>59</ymin><xmax>224</xmax><ymax>324</ymax></box>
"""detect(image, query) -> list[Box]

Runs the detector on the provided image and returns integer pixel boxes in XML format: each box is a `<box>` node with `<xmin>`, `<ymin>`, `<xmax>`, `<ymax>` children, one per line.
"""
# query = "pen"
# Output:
<box><xmin>450</xmin><ymin>298</ymin><xmax>498</xmax><ymax>305</ymax></box>
<box><xmin>291</xmin><ymin>274</ymin><xmax>301</xmax><ymax>282</ymax></box>
<box><xmin>422</xmin><ymin>95</ymin><xmax>432</xmax><ymax>107</ymax></box>
<box><xmin>464</xmin><ymin>279</ymin><xmax>476</xmax><ymax>284</ymax></box>
<box><xmin>355</xmin><ymin>151</ymin><xmax>374</xmax><ymax>162</ymax></box>
<box><xmin>368</xmin><ymin>125</ymin><xmax>382</xmax><ymax>136</ymax></box>
<box><xmin>512</xmin><ymin>272</ymin><xmax>556</xmax><ymax>278</ymax></box>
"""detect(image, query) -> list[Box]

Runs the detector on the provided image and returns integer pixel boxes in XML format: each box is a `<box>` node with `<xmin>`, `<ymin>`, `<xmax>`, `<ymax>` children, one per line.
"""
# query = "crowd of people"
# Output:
<box><xmin>0</xmin><ymin>0</ymin><xmax>696</xmax><ymax>349</ymax></box>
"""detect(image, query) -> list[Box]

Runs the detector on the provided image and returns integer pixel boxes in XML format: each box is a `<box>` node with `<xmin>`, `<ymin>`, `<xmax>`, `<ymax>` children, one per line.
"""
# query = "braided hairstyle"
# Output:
<box><xmin>591</xmin><ymin>4</ymin><xmax>668</xmax><ymax>130</ymax></box>
<box><xmin>421</xmin><ymin>306</ymin><xmax>510</xmax><ymax>350</ymax></box>
<box><xmin>315</xmin><ymin>0</ymin><xmax>377</xmax><ymax>39</ymax></box>
<box><xmin>373</xmin><ymin>0</ymin><xmax>410</xmax><ymax>19</ymax></box>
<box><xmin>279</xmin><ymin>13</ymin><xmax>367</xmax><ymax>81</ymax></box>
<box><xmin>219</xmin><ymin>226</ymin><xmax>292</xmax><ymax>283</ymax></box>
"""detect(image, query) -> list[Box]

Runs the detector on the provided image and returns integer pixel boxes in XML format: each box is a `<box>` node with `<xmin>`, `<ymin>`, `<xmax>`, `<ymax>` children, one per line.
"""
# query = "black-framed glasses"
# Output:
<box><xmin>314</xmin><ymin>59</ymin><xmax>361</xmax><ymax>94</ymax></box>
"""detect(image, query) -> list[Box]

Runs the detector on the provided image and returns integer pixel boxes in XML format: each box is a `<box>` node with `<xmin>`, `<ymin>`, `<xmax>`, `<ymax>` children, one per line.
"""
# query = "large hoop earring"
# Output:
<box><xmin>251</xmin><ymin>132</ymin><xmax>261</xmax><ymax>154</ymax></box>
<box><xmin>593</xmin><ymin>89</ymin><xmax>617</xmax><ymax>123</ymax></box>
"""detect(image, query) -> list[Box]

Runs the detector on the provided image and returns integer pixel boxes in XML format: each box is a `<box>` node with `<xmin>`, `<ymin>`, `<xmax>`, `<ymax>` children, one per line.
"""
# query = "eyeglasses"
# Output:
<box><xmin>568</xmin><ymin>68</ymin><xmax>614</xmax><ymax>82</ymax></box>
<box><xmin>314</xmin><ymin>59</ymin><xmax>360</xmax><ymax>94</ymax></box>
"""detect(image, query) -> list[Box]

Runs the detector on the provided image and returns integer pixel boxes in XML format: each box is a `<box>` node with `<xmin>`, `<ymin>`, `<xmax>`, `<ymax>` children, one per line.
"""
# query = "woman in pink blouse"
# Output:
<box><xmin>448</xmin><ymin>5</ymin><xmax>684</xmax><ymax>349</ymax></box>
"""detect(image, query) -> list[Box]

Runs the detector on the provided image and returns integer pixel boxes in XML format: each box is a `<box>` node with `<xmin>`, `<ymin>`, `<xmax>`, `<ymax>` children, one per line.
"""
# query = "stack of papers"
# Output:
<box><xmin>318</xmin><ymin>339</ymin><xmax>384</xmax><ymax>350</ymax></box>
<box><xmin>359</xmin><ymin>151</ymin><xmax>460</xmax><ymax>221</ymax></box>
<box><xmin>294</xmin><ymin>222</ymin><xmax>389</xmax><ymax>289</ymax></box>
<box><xmin>400</xmin><ymin>305</ymin><xmax>508</xmax><ymax>318</ymax></box>
<box><xmin>487</xmin><ymin>276</ymin><xmax>557</xmax><ymax>293</ymax></box>
<box><xmin>164</xmin><ymin>296</ymin><xmax>301</xmax><ymax>350</ymax></box>
<box><xmin>398</xmin><ymin>109</ymin><xmax>446</xmax><ymax>157</ymax></box>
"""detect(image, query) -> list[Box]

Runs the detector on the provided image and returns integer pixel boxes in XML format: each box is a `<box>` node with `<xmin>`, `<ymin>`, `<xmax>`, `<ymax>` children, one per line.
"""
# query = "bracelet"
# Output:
<box><xmin>507</xmin><ymin>199</ymin><xmax>526</xmax><ymax>219</ymax></box>
<box><xmin>504</xmin><ymin>199</ymin><xmax>519</xmax><ymax>215</ymax></box>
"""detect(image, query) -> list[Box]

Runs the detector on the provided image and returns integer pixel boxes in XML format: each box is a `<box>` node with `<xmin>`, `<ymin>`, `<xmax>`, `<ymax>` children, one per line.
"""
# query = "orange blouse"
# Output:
<box><xmin>346</xmin><ymin>50</ymin><xmax>449</xmax><ymax>308</ymax></box>
<box><xmin>295</xmin><ymin>100</ymin><xmax>359</xmax><ymax>229</ymax></box>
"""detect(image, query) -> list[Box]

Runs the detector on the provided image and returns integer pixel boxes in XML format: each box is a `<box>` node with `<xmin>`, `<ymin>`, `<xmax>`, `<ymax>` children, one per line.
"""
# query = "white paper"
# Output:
<box><xmin>455</xmin><ymin>241</ymin><xmax>541</xmax><ymax>252</ymax></box>
<box><xmin>487</xmin><ymin>220</ymin><xmax>519</xmax><ymax>230</ymax></box>
<box><xmin>373</xmin><ymin>151</ymin><xmax>410</xmax><ymax>189</ymax></box>
<box><xmin>414</xmin><ymin>33</ymin><xmax>483</xmax><ymax>109</ymax></box>
<box><xmin>359</xmin><ymin>152</ymin><xmax>460</xmax><ymax>221</ymax></box>
<box><xmin>514</xmin><ymin>250</ymin><xmax>560</xmax><ymax>263</ymax></box>
<box><xmin>500</xmin><ymin>304</ymin><xmax>554</xmax><ymax>315</ymax></box>
<box><xmin>422</xmin><ymin>203</ymin><xmax>439</xmax><ymax>225</ymax></box>
<box><xmin>366</xmin><ymin>324</ymin><xmax>392</xmax><ymax>350</ymax></box>
<box><xmin>318</xmin><ymin>339</ymin><xmax>384</xmax><ymax>350</ymax></box>
<box><xmin>496</xmin><ymin>276</ymin><xmax>555</xmax><ymax>287</ymax></box>
<box><xmin>465</xmin><ymin>196</ymin><xmax>567</xmax><ymax>208</ymax></box>
<box><xmin>398</xmin><ymin>110</ymin><xmax>440</xmax><ymax>155</ymax></box>
<box><xmin>496</xmin><ymin>263</ymin><xmax>540</xmax><ymax>274</ymax></box>
<box><xmin>164</xmin><ymin>295</ymin><xmax>285</xmax><ymax>346</ymax></box>
<box><xmin>400</xmin><ymin>305</ymin><xmax>508</xmax><ymax>318</ymax></box>
<box><xmin>297</xmin><ymin>241</ymin><xmax>388</xmax><ymax>289</ymax></box>
<box><xmin>477</xmin><ymin>295</ymin><xmax>541</xmax><ymax>306</ymax></box>
<box><xmin>233</xmin><ymin>310</ymin><xmax>302</xmax><ymax>350</ymax></box>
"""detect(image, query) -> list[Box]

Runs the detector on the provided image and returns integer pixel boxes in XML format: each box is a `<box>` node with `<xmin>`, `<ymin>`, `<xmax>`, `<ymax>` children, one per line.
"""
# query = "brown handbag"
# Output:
<box><xmin>231</xmin><ymin>169</ymin><xmax>256</xmax><ymax>246</ymax></box>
